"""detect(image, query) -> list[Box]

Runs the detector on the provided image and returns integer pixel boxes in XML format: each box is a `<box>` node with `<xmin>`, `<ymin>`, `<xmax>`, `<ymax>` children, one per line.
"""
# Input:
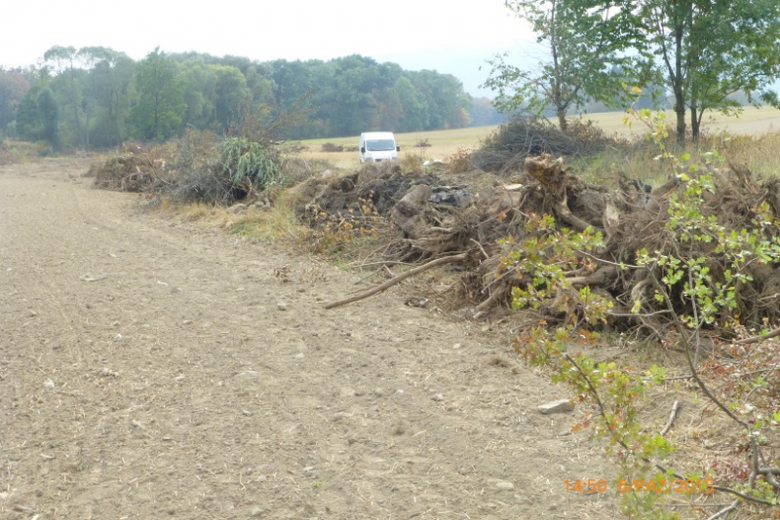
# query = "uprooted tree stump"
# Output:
<box><xmin>524</xmin><ymin>153</ymin><xmax>607</xmax><ymax>233</ymax></box>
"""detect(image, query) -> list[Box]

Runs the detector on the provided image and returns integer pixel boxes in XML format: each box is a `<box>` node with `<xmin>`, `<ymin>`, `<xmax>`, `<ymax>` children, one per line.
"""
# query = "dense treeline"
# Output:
<box><xmin>0</xmin><ymin>47</ymin><xmax>489</xmax><ymax>150</ymax></box>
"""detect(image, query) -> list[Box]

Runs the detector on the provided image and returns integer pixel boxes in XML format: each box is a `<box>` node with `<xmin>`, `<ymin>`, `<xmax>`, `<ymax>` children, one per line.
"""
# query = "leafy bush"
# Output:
<box><xmin>321</xmin><ymin>142</ymin><xmax>344</xmax><ymax>152</ymax></box>
<box><xmin>165</xmin><ymin>133</ymin><xmax>283</xmax><ymax>205</ymax></box>
<box><xmin>220</xmin><ymin>137</ymin><xmax>281</xmax><ymax>192</ymax></box>
<box><xmin>0</xmin><ymin>140</ymin><xmax>47</xmax><ymax>165</ymax></box>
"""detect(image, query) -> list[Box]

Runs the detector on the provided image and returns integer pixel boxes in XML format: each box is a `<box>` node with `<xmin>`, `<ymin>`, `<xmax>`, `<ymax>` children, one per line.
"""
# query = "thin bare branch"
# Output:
<box><xmin>659</xmin><ymin>400</ymin><xmax>680</xmax><ymax>437</ymax></box>
<box><xmin>324</xmin><ymin>253</ymin><xmax>466</xmax><ymax>309</ymax></box>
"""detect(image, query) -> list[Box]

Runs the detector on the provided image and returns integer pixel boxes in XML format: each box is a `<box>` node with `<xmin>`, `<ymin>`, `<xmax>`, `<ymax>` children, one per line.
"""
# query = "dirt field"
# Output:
<box><xmin>0</xmin><ymin>159</ymin><xmax>620</xmax><ymax>519</ymax></box>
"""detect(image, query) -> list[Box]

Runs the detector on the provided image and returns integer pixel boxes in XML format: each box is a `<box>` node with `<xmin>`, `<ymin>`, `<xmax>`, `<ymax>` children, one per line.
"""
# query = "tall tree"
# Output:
<box><xmin>639</xmin><ymin>0</ymin><xmax>780</xmax><ymax>142</ymax></box>
<box><xmin>130</xmin><ymin>48</ymin><xmax>185</xmax><ymax>141</ymax></box>
<box><xmin>0</xmin><ymin>68</ymin><xmax>31</xmax><ymax>138</ymax></box>
<box><xmin>15</xmin><ymin>83</ymin><xmax>59</xmax><ymax>149</ymax></box>
<box><xmin>244</xmin><ymin>65</ymin><xmax>274</xmax><ymax>106</ymax></box>
<box><xmin>79</xmin><ymin>47</ymin><xmax>134</xmax><ymax>147</ymax></box>
<box><xmin>36</xmin><ymin>88</ymin><xmax>60</xmax><ymax>150</ymax></box>
<box><xmin>408</xmin><ymin>70</ymin><xmax>471</xmax><ymax>130</ymax></box>
<box><xmin>267</xmin><ymin>59</ymin><xmax>317</xmax><ymax>138</ymax></box>
<box><xmin>179</xmin><ymin>58</ymin><xmax>217</xmax><ymax>130</ymax></box>
<box><xmin>329</xmin><ymin>55</ymin><xmax>392</xmax><ymax>135</ymax></box>
<box><xmin>212</xmin><ymin>65</ymin><xmax>249</xmax><ymax>134</ymax></box>
<box><xmin>395</xmin><ymin>76</ymin><xmax>429</xmax><ymax>132</ymax></box>
<box><xmin>15</xmin><ymin>89</ymin><xmax>41</xmax><ymax>141</ymax></box>
<box><xmin>484</xmin><ymin>0</ymin><xmax>639</xmax><ymax>131</ymax></box>
<box><xmin>43</xmin><ymin>46</ymin><xmax>89</xmax><ymax>148</ymax></box>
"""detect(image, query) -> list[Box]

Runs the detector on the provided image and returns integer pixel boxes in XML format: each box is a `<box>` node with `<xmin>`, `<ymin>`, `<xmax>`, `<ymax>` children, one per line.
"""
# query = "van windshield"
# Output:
<box><xmin>366</xmin><ymin>139</ymin><xmax>395</xmax><ymax>152</ymax></box>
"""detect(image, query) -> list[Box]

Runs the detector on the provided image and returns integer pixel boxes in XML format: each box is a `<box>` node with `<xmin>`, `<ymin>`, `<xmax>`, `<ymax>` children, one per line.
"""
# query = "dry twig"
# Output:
<box><xmin>324</xmin><ymin>253</ymin><xmax>466</xmax><ymax>309</ymax></box>
<box><xmin>659</xmin><ymin>400</ymin><xmax>680</xmax><ymax>437</ymax></box>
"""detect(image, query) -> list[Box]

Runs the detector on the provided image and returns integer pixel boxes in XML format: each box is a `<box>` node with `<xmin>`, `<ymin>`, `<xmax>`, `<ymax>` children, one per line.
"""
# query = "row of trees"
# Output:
<box><xmin>0</xmin><ymin>47</ymin><xmax>482</xmax><ymax>150</ymax></box>
<box><xmin>486</xmin><ymin>0</ymin><xmax>780</xmax><ymax>142</ymax></box>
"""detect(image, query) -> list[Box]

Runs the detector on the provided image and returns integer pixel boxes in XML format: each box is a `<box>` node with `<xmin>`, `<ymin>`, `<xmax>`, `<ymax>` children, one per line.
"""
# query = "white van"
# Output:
<box><xmin>359</xmin><ymin>132</ymin><xmax>400</xmax><ymax>163</ymax></box>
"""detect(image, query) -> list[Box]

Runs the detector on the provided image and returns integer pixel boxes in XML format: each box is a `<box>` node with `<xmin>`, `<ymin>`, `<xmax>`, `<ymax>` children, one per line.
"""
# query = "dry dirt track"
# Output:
<box><xmin>1</xmin><ymin>159</ymin><xmax>617</xmax><ymax>519</ymax></box>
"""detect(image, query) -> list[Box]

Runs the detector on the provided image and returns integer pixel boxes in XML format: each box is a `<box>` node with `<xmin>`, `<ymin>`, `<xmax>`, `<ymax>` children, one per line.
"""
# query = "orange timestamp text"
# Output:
<box><xmin>564</xmin><ymin>478</ymin><xmax>715</xmax><ymax>494</ymax></box>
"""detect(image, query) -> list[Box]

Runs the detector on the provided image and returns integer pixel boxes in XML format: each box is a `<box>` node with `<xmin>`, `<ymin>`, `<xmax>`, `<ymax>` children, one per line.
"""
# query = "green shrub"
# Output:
<box><xmin>220</xmin><ymin>137</ymin><xmax>281</xmax><ymax>192</ymax></box>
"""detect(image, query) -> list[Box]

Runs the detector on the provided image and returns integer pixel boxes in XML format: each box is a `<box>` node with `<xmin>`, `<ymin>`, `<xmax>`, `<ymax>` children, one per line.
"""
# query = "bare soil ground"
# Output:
<box><xmin>1</xmin><ymin>159</ymin><xmax>619</xmax><ymax>519</ymax></box>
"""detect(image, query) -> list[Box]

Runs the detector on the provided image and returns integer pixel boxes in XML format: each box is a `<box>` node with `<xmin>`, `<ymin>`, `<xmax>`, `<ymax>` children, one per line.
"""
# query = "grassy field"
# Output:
<box><xmin>292</xmin><ymin>106</ymin><xmax>780</xmax><ymax>171</ymax></box>
<box><xmin>589</xmin><ymin>105</ymin><xmax>780</xmax><ymax>137</ymax></box>
<box><xmin>291</xmin><ymin>126</ymin><xmax>499</xmax><ymax>170</ymax></box>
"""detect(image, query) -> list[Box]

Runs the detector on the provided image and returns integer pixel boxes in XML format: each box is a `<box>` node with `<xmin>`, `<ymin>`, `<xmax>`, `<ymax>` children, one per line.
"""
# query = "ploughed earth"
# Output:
<box><xmin>1</xmin><ymin>159</ymin><xmax>617</xmax><ymax>519</ymax></box>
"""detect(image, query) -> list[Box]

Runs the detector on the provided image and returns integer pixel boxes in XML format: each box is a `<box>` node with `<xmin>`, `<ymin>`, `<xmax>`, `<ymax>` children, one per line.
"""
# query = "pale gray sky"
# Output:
<box><xmin>2</xmin><ymin>0</ymin><xmax>533</xmax><ymax>96</ymax></box>
<box><xmin>13</xmin><ymin>3</ymin><xmax>771</xmax><ymax>105</ymax></box>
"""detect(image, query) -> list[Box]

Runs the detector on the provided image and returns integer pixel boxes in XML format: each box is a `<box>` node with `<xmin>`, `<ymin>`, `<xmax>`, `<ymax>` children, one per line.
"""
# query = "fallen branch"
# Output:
<box><xmin>655</xmin><ymin>278</ymin><xmax>749</xmax><ymax>429</ymax></box>
<box><xmin>470</xmin><ymin>238</ymin><xmax>489</xmax><ymax>260</ymax></box>
<box><xmin>735</xmin><ymin>325</ymin><xmax>780</xmax><ymax>345</ymax></box>
<box><xmin>351</xmin><ymin>260</ymin><xmax>414</xmax><ymax>269</ymax></box>
<box><xmin>324</xmin><ymin>253</ymin><xmax>466</xmax><ymax>309</ymax></box>
<box><xmin>475</xmin><ymin>287</ymin><xmax>507</xmax><ymax>313</ymax></box>
<box><xmin>659</xmin><ymin>400</ymin><xmax>680</xmax><ymax>437</ymax></box>
<box><xmin>706</xmin><ymin>499</ymin><xmax>739</xmax><ymax>520</ymax></box>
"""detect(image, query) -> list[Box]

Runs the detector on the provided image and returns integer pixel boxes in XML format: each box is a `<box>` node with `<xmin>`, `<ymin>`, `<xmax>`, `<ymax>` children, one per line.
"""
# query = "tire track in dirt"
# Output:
<box><xmin>1</xmin><ymin>160</ymin><xmax>617</xmax><ymax>519</ymax></box>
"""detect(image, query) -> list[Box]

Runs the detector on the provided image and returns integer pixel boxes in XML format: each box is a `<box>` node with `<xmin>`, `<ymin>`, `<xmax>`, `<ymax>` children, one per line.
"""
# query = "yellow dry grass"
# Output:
<box><xmin>157</xmin><ymin>197</ymin><xmax>306</xmax><ymax>242</ymax></box>
<box><xmin>593</xmin><ymin>105</ymin><xmax>780</xmax><ymax>138</ymax></box>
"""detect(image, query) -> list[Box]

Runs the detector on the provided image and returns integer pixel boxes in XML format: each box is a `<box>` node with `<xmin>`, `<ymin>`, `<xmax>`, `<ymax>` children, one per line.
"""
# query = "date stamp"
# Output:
<box><xmin>565</xmin><ymin>478</ymin><xmax>714</xmax><ymax>494</ymax></box>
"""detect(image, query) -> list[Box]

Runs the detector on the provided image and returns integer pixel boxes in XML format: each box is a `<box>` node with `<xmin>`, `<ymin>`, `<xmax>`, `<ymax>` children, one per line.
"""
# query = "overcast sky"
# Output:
<box><xmin>1</xmin><ymin>0</ymin><xmax>533</xmax><ymax>96</ymax></box>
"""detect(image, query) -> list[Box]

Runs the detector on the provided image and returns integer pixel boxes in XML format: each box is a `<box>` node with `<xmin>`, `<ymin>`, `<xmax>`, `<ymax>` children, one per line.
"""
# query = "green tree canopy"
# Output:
<box><xmin>484</xmin><ymin>0</ymin><xmax>640</xmax><ymax>131</ymax></box>
<box><xmin>212</xmin><ymin>65</ymin><xmax>250</xmax><ymax>133</ymax></box>
<box><xmin>0</xmin><ymin>68</ymin><xmax>31</xmax><ymax>138</ymax></box>
<box><xmin>639</xmin><ymin>0</ymin><xmax>780</xmax><ymax>142</ymax></box>
<box><xmin>395</xmin><ymin>76</ymin><xmax>429</xmax><ymax>132</ymax></box>
<box><xmin>44</xmin><ymin>45</ymin><xmax>90</xmax><ymax>148</ymax></box>
<box><xmin>16</xmin><ymin>83</ymin><xmax>59</xmax><ymax>149</ymax></box>
<box><xmin>8</xmin><ymin>48</ymin><xmax>474</xmax><ymax>147</ymax></box>
<box><xmin>130</xmin><ymin>48</ymin><xmax>185</xmax><ymax>141</ymax></box>
<box><xmin>36</xmin><ymin>88</ymin><xmax>60</xmax><ymax>150</ymax></box>
<box><xmin>487</xmin><ymin>0</ymin><xmax>780</xmax><ymax>141</ymax></box>
<box><xmin>80</xmin><ymin>47</ymin><xmax>134</xmax><ymax>147</ymax></box>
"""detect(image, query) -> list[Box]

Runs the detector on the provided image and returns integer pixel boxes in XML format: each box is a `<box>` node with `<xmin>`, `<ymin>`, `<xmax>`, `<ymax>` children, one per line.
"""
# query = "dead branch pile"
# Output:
<box><xmin>287</xmin><ymin>162</ymin><xmax>444</xmax><ymax>225</ymax></box>
<box><xmin>314</xmin><ymin>153</ymin><xmax>780</xmax><ymax>335</ymax></box>
<box><xmin>89</xmin><ymin>132</ymin><xmax>287</xmax><ymax>206</ymax></box>
<box><xmin>455</xmin><ymin>155</ymin><xmax>778</xmax><ymax>332</ymax></box>
<box><xmin>471</xmin><ymin>117</ymin><xmax>613</xmax><ymax>175</ymax></box>
<box><xmin>89</xmin><ymin>153</ymin><xmax>163</xmax><ymax>193</ymax></box>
